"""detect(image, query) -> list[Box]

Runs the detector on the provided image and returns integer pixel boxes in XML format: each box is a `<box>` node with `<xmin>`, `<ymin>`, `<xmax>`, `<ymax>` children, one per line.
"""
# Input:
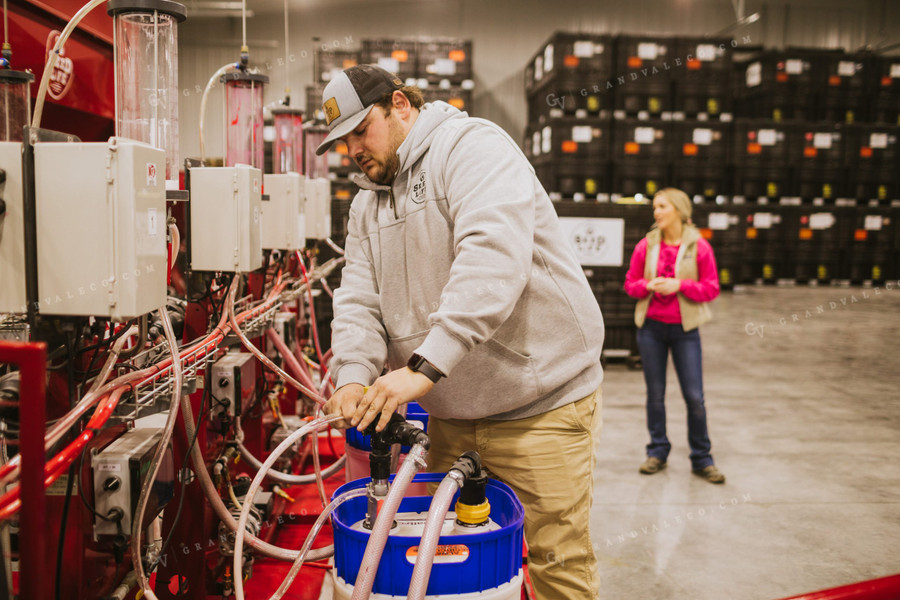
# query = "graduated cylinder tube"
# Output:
<box><xmin>0</xmin><ymin>70</ymin><xmax>33</xmax><ymax>142</ymax></box>
<box><xmin>223</xmin><ymin>71</ymin><xmax>268</xmax><ymax>170</ymax></box>
<box><xmin>108</xmin><ymin>0</ymin><xmax>187</xmax><ymax>182</ymax></box>
<box><xmin>303</xmin><ymin>124</ymin><xmax>329</xmax><ymax>179</ymax></box>
<box><xmin>271</xmin><ymin>107</ymin><xmax>303</xmax><ymax>174</ymax></box>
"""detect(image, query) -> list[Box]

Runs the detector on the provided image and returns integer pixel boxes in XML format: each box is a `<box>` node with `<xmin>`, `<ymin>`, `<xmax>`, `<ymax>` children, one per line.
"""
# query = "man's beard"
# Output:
<box><xmin>364</xmin><ymin>116</ymin><xmax>405</xmax><ymax>186</ymax></box>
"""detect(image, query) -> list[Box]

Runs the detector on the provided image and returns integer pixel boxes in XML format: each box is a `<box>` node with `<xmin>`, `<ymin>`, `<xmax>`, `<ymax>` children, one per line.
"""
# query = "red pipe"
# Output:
<box><xmin>777</xmin><ymin>574</ymin><xmax>900</xmax><ymax>600</ymax></box>
<box><xmin>0</xmin><ymin>341</ymin><xmax>47</xmax><ymax>600</ymax></box>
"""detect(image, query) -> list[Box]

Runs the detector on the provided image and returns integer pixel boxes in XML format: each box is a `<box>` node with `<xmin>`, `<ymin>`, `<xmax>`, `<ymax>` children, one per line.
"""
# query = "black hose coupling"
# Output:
<box><xmin>364</xmin><ymin>412</ymin><xmax>431</xmax><ymax>481</ymax></box>
<box><xmin>453</xmin><ymin>451</ymin><xmax>490</xmax><ymax>527</ymax></box>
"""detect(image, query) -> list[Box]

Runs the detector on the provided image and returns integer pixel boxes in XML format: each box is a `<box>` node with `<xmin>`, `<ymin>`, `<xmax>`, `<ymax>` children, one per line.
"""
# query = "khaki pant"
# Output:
<box><xmin>426</xmin><ymin>387</ymin><xmax>603</xmax><ymax>600</ymax></box>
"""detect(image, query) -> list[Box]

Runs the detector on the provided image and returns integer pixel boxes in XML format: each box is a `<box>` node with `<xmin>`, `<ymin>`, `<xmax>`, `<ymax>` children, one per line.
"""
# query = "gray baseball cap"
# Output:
<box><xmin>315</xmin><ymin>64</ymin><xmax>404</xmax><ymax>156</ymax></box>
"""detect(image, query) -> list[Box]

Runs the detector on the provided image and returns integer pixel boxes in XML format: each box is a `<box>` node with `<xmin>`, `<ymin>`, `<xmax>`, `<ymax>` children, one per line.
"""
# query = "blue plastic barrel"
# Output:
<box><xmin>331</xmin><ymin>472</ymin><xmax>524</xmax><ymax>597</ymax></box>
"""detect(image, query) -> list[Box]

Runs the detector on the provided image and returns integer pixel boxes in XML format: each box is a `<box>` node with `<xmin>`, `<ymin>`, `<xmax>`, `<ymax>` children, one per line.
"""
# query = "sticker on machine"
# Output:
<box><xmin>406</xmin><ymin>544</ymin><xmax>470</xmax><ymax>564</ymax></box>
<box><xmin>147</xmin><ymin>163</ymin><xmax>158</xmax><ymax>186</ymax></box>
<box><xmin>558</xmin><ymin>217</ymin><xmax>625</xmax><ymax>267</ymax></box>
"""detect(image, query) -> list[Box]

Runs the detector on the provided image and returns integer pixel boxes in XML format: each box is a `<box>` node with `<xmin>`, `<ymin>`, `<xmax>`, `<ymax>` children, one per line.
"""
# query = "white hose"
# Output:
<box><xmin>268</xmin><ymin>487</ymin><xmax>368</xmax><ymax>600</ymax></box>
<box><xmin>407</xmin><ymin>475</ymin><xmax>461</xmax><ymax>600</ymax></box>
<box><xmin>350</xmin><ymin>443</ymin><xmax>428</xmax><ymax>600</ymax></box>
<box><xmin>226</xmin><ymin>284</ymin><xmax>325</xmax><ymax>404</ymax></box>
<box><xmin>168</xmin><ymin>222</ymin><xmax>180</xmax><ymax>270</ymax></box>
<box><xmin>133</xmin><ymin>306</ymin><xmax>183</xmax><ymax>600</ymax></box>
<box><xmin>324</xmin><ymin>237</ymin><xmax>345</xmax><ymax>255</ymax></box>
<box><xmin>237</xmin><ymin>441</ymin><xmax>345</xmax><ymax>485</ymax></box>
<box><xmin>199</xmin><ymin>62</ymin><xmax>237</xmax><ymax>164</ymax></box>
<box><xmin>233</xmin><ymin>414</ymin><xmax>342</xmax><ymax>600</ymax></box>
<box><xmin>32</xmin><ymin>0</ymin><xmax>107</xmax><ymax>128</ymax></box>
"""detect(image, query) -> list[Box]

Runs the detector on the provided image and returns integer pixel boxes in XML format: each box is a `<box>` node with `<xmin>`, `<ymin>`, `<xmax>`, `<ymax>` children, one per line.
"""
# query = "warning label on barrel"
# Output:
<box><xmin>406</xmin><ymin>544</ymin><xmax>470</xmax><ymax>564</ymax></box>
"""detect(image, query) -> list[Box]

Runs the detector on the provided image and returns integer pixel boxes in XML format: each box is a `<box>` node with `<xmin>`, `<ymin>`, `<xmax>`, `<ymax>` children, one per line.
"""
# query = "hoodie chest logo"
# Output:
<box><xmin>411</xmin><ymin>170</ymin><xmax>427</xmax><ymax>204</ymax></box>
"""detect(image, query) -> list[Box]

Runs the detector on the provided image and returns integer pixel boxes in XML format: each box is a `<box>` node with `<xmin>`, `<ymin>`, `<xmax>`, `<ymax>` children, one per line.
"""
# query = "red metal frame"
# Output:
<box><xmin>0</xmin><ymin>340</ymin><xmax>47</xmax><ymax>600</ymax></box>
<box><xmin>777</xmin><ymin>574</ymin><xmax>900</xmax><ymax>600</ymax></box>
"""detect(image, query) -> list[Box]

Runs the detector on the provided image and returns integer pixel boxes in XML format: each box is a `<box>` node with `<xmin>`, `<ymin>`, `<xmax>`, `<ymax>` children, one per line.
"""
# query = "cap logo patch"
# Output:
<box><xmin>323</xmin><ymin>97</ymin><xmax>341</xmax><ymax>125</ymax></box>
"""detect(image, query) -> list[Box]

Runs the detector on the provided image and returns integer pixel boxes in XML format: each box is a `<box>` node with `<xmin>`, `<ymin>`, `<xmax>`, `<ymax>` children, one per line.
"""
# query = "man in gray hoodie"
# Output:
<box><xmin>318</xmin><ymin>64</ymin><xmax>605</xmax><ymax>599</ymax></box>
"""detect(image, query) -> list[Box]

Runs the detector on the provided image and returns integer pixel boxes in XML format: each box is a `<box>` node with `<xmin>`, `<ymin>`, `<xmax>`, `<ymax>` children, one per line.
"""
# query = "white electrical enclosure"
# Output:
<box><xmin>304</xmin><ymin>176</ymin><xmax>331</xmax><ymax>241</ymax></box>
<box><xmin>34</xmin><ymin>139</ymin><xmax>167</xmax><ymax>319</ymax></box>
<box><xmin>189</xmin><ymin>165</ymin><xmax>263</xmax><ymax>272</ymax></box>
<box><xmin>262</xmin><ymin>173</ymin><xmax>306</xmax><ymax>251</ymax></box>
<box><xmin>0</xmin><ymin>142</ymin><xmax>26</xmax><ymax>313</ymax></box>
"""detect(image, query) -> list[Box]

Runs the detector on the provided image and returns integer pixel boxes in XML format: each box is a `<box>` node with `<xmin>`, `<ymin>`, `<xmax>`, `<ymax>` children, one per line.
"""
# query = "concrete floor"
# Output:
<box><xmin>592</xmin><ymin>284</ymin><xmax>900</xmax><ymax>600</ymax></box>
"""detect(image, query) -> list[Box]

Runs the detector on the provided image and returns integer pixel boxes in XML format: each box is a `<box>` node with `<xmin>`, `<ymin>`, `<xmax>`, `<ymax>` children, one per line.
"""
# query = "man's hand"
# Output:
<box><xmin>653</xmin><ymin>278</ymin><xmax>681</xmax><ymax>296</ymax></box>
<box><xmin>323</xmin><ymin>383</ymin><xmax>366</xmax><ymax>429</ymax></box>
<box><xmin>352</xmin><ymin>368</ymin><xmax>434</xmax><ymax>433</ymax></box>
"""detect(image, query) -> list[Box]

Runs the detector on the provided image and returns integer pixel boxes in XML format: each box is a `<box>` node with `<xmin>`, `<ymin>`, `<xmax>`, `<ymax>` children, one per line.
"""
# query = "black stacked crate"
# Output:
<box><xmin>741</xmin><ymin>206</ymin><xmax>789</xmax><ymax>283</ymax></box>
<box><xmin>819</xmin><ymin>52</ymin><xmax>874</xmax><ymax>123</ymax></box>
<box><xmin>871</xmin><ymin>55</ymin><xmax>900</xmax><ymax>125</ymax></box>
<box><xmin>692</xmin><ymin>203</ymin><xmax>747</xmax><ymax>288</ymax></box>
<box><xmin>315</xmin><ymin>49</ymin><xmax>360</xmax><ymax>83</ymax></box>
<box><xmin>613</xmin><ymin>35</ymin><xmax>676</xmax><ymax>120</ymax></box>
<box><xmin>735</xmin><ymin>49</ymin><xmax>827</xmax><ymax>122</ymax></box>
<box><xmin>361</xmin><ymin>39</ymin><xmax>418</xmax><ymax>80</ymax></box>
<box><xmin>672</xmin><ymin>37</ymin><xmax>734</xmax><ymax>121</ymax></box>
<box><xmin>610</xmin><ymin>120</ymin><xmax>670</xmax><ymax>199</ymax></box>
<box><xmin>669</xmin><ymin>120</ymin><xmax>732</xmax><ymax>200</ymax></box>
<box><xmin>785</xmin><ymin>207</ymin><xmax>848</xmax><ymax>284</ymax></box>
<box><xmin>417</xmin><ymin>39</ymin><xmax>473</xmax><ymax>85</ymax></box>
<box><xmin>844</xmin><ymin>206</ymin><xmax>894</xmax><ymax>284</ymax></box>
<box><xmin>788</xmin><ymin>123</ymin><xmax>848</xmax><ymax>203</ymax></box>
<box><xmin>845</xmin><ymin>124</ymin><xmax>900</xmax><ymax>205</ymax></box>
<box><xmin>732</xmin><ymin>119</ymin><xmax>791</xmax><ymax>202</ymax></box>
<box><xmin>422</xmin><ymin>87</ymin><xmax>473</xmax><ymax>112</ymax></box>
<box><xmin>525</xmin><ymin>32</ymin><xmax>614</xmax><ymax>201</ymax></box>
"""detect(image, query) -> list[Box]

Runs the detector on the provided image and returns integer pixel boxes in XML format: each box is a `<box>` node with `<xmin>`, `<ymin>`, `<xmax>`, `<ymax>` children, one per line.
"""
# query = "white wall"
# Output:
<box><xmin>177</xmin><ymin>0</ymin><xmax>900</xmax><ymax>163</ymax></box>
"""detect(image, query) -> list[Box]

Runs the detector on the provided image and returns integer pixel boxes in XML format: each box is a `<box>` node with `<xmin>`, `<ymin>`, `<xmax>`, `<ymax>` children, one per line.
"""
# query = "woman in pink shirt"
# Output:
<box><xmin>624</xmin><ymin>188</ymin><xmax>724</xmax><ymax>484</ymax></box>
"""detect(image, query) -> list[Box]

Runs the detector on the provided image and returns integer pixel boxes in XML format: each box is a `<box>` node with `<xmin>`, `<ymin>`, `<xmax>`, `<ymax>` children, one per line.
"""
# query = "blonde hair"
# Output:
<box><xmin>654</xmin><ymin>188</ymin><xmax>693</xmax><ymax>224</ymax></box>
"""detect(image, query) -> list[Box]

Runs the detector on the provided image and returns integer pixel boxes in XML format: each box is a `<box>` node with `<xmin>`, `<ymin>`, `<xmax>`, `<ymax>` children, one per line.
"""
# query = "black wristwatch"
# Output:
<box><xmin>407</xmin><ymin>353</ymin><xmax>444</xmax><ymax>383</ymax></box>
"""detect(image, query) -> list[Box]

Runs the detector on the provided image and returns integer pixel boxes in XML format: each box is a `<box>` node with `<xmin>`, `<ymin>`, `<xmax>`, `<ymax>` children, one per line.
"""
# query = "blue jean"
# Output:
<box><xmin>636</xmin><ymin>318</ymin><xmax>714</xmax><ymax>470</ymax></box>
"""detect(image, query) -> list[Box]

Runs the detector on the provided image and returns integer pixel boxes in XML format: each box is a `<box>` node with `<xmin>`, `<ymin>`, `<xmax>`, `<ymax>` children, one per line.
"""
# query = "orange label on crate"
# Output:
<box><xmin>829</xmin><ymin>75</ymin><xmax>841</xmax><ymax>86</ymax></box>
<box><xmin>700</xmin><ymin>228</ymin><xmax>713</xmax><ymax>240</ymax></box>
<box><xmin>335</xmin><ymin>140</ymin><xmax>349</xmax><ymax>155</ymax></box>
<box><xmin>336</xmin><ymin>189</ymin><xmax>352</xmax><ymax>200</ymax></box>
<box><xmin>564</xmin><ymin>55</ymin><xmax>580</xmax><ymax>67</ymax></box>
<box><xmin>448</xmin><ymin>49</ymin><xmax>466</xmax><ymax>62</ymax></box>
<box><xmin>799</xmin><ymin>229</ymin><xmax>813</xmax><ymax>240</ymax></box>
<box><xmin>860</xmin><ymin>147</ymin><xmax>873</xmax><ymax>158</ymax></box>
<box><xmin>406</xmin><ymin>544</ymin><xmax>470</xmax><ymax>565</ymax></box>
<box><xmin>392</xmin><ymin>49</ymin><xmax>409</xmax><ymax>62</ymax></box>
<box><xmin>804</xmin><ymin>147</ymin><xmax>818</xmax><ymax>158</ymax></box>
<box><xmin>747</xmin><ymin>143</ymin><xmax>762</xmax><ymax>155</ymax></box>
<box><xmin>883</xmin><ymin>76</ymin><xmax>893</xmax><ymax>87</ymax></box>
<box><xmin>746</xmin><ymin>227</ymin><xmax>758</xmax><ymax>239</ymax></box>
<box><xmin>776</xmin><ymin>72</ymin><xmax>789</xmax><ymax>82</ymax></box>
<box><xmin>449</xmin><ymin>98</ymin><xmax>465</xmax><ymax>110</ymax></box>
<box><xmin>562</xmin><ymin>140</ymin><xmax>578</xmax><ymax>153</ymax></box>
<box><xmin>683</xmin><ymin>143</ymin><xmax>698</xmax><ymax>156</ymax></box>
<box><xmin>687</xmin><ymin>58</ymin><xmax>702</xmax><ymax>70</ymax></box>
<box><xmin>855</xmin><ymin>229</ymin><xmax>868</xmax><ymax>241</ymax></box>
<box><xmin>628</xmin><ymin>56</ymin><xmax>643</xmax><ymax>68</ymax></box>
<box><xmin>625</xmin><ymin>141</ymin><xmax>640</xmax><ymax>155</ymax></box>
<box><xmin>342</xmin><ymin>58</ymin><xmax>358</xmax><ymax>69</ymax></box>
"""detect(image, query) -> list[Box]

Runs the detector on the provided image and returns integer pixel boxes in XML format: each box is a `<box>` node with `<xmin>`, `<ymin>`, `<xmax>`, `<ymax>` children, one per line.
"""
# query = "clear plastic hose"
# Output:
<box><xmin>133</xmin><ymin>306</ymin><xmax>183</xmax><ymax>600</ymax></box>
<box><xmin>407</xmin><ymin>474</ymin><xmax>462</xmax><ymax>600</ymax></box>
<box><xmin>233</xmin><ymin>414</ymin><xmax>342</xmax><ymax>600</ymax></box>
<box><xmin>350</xmin><ymin>443</ymin><xmax>428</xmax><ymax>600</ymax></box>
<box><xmin>199</xmin><ymin>62</ymin><xmax>238</xmax><ymax>164</ymax></box>
<box><xmin>268</xmin><ymin>487</ymin><xmax>368</xmax><ymax>600</ymax></box>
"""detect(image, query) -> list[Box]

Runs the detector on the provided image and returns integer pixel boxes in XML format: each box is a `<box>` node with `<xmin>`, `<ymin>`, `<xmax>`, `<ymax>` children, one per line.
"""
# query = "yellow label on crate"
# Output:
<box><xmin>406</xmin><ymin>544</ymin><xmax>470</xmax><ymax>565</ymax></box>
<box><xmin>704</xmin><ymin>187</ymin><xmax>715</xmax><ymax>197</ymax></box>
<box><xmin>763</xmin><ymin>264</ymin><xmax>773</xmax><ymax>279</ymax></box>
<box><xmin>587</xmin><ymin>96</ymin><xmax>600</xmax><ymax>112</ymax></box>
<box><xmin>818</xmin><ymin>264</ymin><xmax>827</xmax><ymax>279</ymax></box>
<box><xmin>720</xmin><ymin>268</ymin><xmax>731</xmax><ymax>285</ymax></box>
<box><xmin>649</xmin><ymin>97</ymin><xmax>661</xmax><ymax>113</ymax></box>
<box><xmin>878</xmin><ymin>185</ymin><xmax>887</xmax><ymax>200</ymax></box>
<box><xmin>647</xmin><ymin>180</ymin><xmax>658</xmax><ymax>195</ymax></box>
<box><xmin>846</xmin><ymin>110</ymin><xmax>855</xmax><ymax>123</ymax></box>
<box><xmin>585</xmin><ymin>178</ymin><xmax>597</xmax><ymax>194</ymax></box>
<box><xmin>873</xmin><ymin>265</ymin><xmax>882</xmax><ymax>279</ymax></box>
<box><xmin>708</xmin><ymin>98</ymin><xmax>719</xmax><ymax>115</ymax></box>
<box><xmin>823</xmin><ymin>184</ymin><xmax>832</xmax><ymax>198</ymax></box>
<box><xmin>767</xmin><ymin>182</ymin><xmax>779</xmax><ymax>197</ymax></box>
<box><xmin>773</xmin><ymin>108</ymin><xmax>782</xmax><ymax>121</ymax></box>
